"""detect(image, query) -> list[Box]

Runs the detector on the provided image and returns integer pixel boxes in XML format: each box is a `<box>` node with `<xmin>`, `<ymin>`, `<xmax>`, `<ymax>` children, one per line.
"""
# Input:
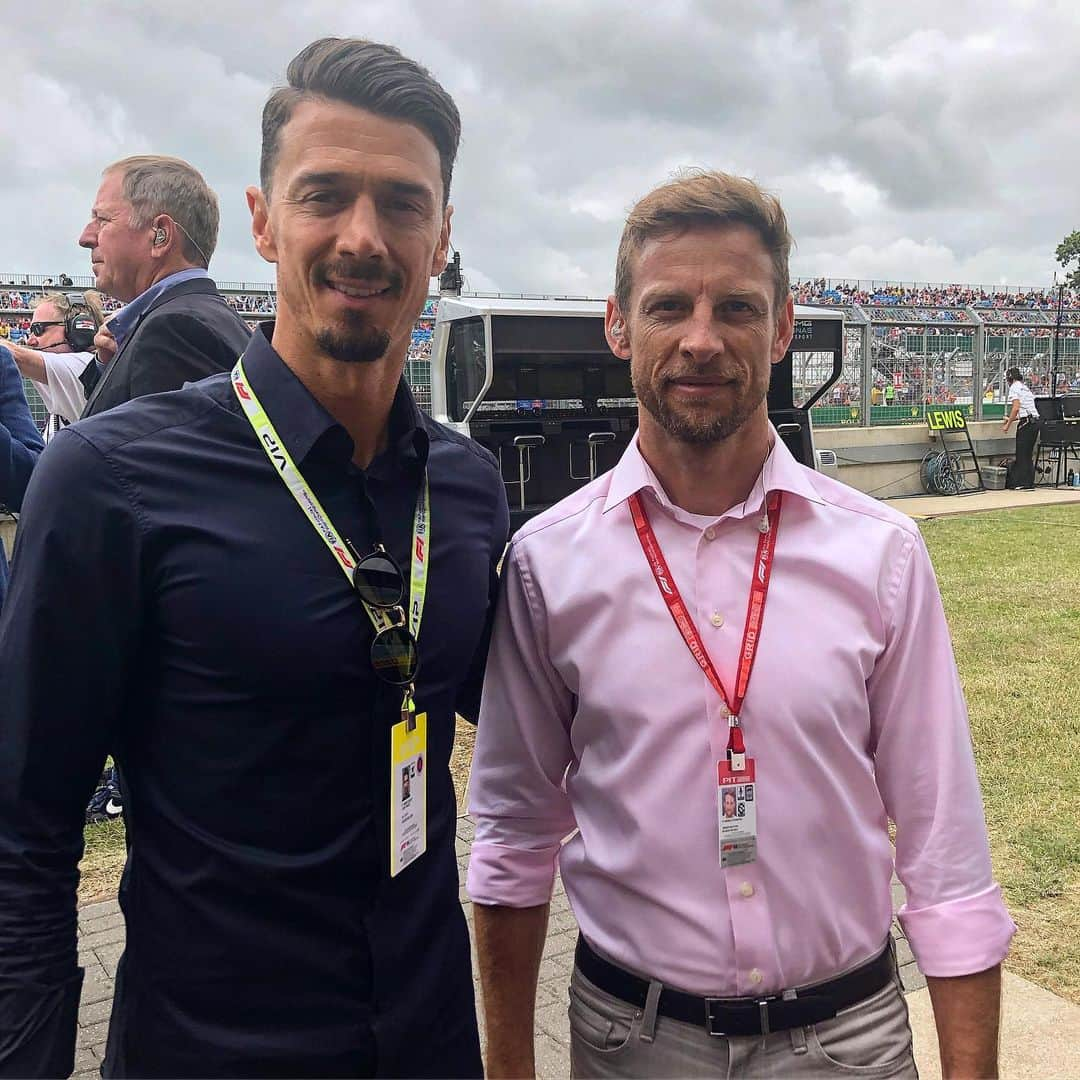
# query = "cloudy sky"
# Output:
<box><xmin>4</xmin><ymin>0</ymin><xmax>1077</xmax><ymax>296</ymax></box>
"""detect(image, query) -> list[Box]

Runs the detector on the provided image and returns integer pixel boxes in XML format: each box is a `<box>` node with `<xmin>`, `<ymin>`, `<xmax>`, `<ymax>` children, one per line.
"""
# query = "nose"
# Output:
<box><xmin>679</xmin><ymin>301</ymin><xmax>725</xmax><ymax>365</ymax></box>
<box><xmin>79</xmin><ymin>221</ymin><xmax>97</xmax><ymax>250</ymax></box>
<box><xmin>336</xmin><ymin>195</ymin><xmax>389</xmax><ymax>264</ymax></box>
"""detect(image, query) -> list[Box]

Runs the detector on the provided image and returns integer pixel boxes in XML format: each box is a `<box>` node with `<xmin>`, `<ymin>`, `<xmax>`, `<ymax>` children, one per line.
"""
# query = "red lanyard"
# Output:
<box><xmin>628</xmin><ymin>490</ymin><xmax>783</xmax><ymax>760</ymax></box>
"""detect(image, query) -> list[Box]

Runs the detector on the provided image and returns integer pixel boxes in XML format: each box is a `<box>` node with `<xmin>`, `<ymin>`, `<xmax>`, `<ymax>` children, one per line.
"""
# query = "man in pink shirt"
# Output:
<box><xmin>467</xmin><ymin>171</ymin><xmax>1013</xmax><ymax>1078</ymax></box>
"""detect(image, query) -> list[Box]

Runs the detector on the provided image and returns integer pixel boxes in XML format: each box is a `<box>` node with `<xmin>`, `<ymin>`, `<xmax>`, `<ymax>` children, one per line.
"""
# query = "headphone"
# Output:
<box><xmin>64</xmin><ymin>293</ymin><xmax>99</xmax><ymax>351</ymax></box>
<box><xmin>153</xmin><ymin>227</ymin><xmax>168</xmax><ymax>246</ymax></box>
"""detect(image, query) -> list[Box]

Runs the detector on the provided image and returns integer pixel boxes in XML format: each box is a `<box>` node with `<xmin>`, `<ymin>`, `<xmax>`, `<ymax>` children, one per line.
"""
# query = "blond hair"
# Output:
<box><xmin>41</xmin><ymin>289</ymin><xmax>106</xmax><ymax>329</ymax></box>
<box><xmin>615</xmin><ymin>169</ymin><xmax>793</xmax><ymax>313</ymax></box>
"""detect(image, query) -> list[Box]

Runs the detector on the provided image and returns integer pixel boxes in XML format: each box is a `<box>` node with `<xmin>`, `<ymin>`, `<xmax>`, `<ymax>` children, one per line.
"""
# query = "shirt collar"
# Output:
<box><xmin>110</xmin><ymin>267</ymin><xmax>210</xmax><ymax>346</ymax></box>
<box><xmin>602</xmin><ymin>423</ymin><xmax>827</xmax><ymax>523</ymax></box>
<box><xmin>238</xmin><ymin>322</ymin><xmax>428</xmax><ymax>473</ymax></box>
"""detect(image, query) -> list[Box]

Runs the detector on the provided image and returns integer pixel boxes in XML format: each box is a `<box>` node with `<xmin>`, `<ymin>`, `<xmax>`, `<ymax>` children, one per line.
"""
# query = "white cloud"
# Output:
<box><xmin>0</xmin><ymin>0</ymin><xmax>1076</xmax><ymax>293</ymax></box>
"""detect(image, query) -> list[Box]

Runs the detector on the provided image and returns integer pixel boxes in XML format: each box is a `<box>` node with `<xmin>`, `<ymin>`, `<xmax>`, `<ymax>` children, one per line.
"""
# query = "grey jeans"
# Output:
<box><xmin>568</xmin><ymin>958</ymin><xmax>918</xmax><ymax>1078</ymax></box>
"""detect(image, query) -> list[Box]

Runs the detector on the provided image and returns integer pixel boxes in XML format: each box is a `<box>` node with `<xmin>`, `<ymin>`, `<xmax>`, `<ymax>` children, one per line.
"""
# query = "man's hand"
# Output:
<box><xmin>474</xmin><ymin>903</ymin><xmax>550</xmax><ymax>1079</ymax></box>
<box><xmin>94</xmin><ymin>320</ymin><xmax>118</xmax><ymax>365</ymax></box>
<box><xmin>926</xmin><ymin>963</ymin><xmax>1001</xmax><ymax>1079</ymax></box>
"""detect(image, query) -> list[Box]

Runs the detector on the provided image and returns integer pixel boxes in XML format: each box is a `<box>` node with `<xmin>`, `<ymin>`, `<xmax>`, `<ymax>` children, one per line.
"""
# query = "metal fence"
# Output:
<box><xmin>4</xmin><ymin>278</ymin><xmax>1080</xmax><ymax>429</ymax></box>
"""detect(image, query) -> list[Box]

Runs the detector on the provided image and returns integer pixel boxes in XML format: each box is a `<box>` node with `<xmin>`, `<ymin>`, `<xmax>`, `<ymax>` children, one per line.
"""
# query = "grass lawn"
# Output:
<box><xmin>80</xmin><ymin>503</ymin><xmax>1079</xmax><ymax>1002</ymax></box>
<box><xmin>919</xmin><ymin>503</ymin><xmax>1080</xmax><ymax>1004</ymax></box>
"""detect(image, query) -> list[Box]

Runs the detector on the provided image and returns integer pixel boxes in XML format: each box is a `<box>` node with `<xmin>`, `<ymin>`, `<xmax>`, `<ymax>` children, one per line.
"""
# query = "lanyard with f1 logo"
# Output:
<box><xmin>627</xmin><ymin>490</ymin><xmax>783</xmax><ymax>768</ymax></box>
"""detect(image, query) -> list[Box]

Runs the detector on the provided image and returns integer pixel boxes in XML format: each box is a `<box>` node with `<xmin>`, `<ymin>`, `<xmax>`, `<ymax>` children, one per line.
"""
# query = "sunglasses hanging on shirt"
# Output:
<box><xmin>347</xmin><ymin>544</ymin><xmax>420</xmax><ymax>687</ymax></box>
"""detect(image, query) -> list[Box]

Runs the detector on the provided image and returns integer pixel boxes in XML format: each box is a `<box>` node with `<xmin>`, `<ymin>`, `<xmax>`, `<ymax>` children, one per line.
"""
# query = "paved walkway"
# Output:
<box><xmin>884</xmin><ymin>485</ymin><xmax>1080</xmax><ymax>519</ymax></box>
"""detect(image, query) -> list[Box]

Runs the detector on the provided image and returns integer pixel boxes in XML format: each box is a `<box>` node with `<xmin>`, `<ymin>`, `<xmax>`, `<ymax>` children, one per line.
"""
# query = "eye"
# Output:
<box><xmin>648</xmin><ymin>298</ymin><xmax>684</xmax><ymax>315</ymax></box>
<box><xmin>301</xmin><ymin>191</ymin><xmax>343</xmax><ymax>207</ymax></box>
<box><xmin>385</xmin><ymin>197</ymin><xmax>424</xmax><ymax>216</ymax></box>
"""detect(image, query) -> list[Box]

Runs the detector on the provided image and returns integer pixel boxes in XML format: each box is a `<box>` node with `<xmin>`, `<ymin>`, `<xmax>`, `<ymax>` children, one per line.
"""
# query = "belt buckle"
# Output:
<box><xmin>705</xmin><ymin>995</ymin><xmax>778</xmax><ymax>1037</ymax></box>
<box><xmin>704</xmin><ymin>998</ymin><xmax>727</xmax><ymax>1037</ymax></box>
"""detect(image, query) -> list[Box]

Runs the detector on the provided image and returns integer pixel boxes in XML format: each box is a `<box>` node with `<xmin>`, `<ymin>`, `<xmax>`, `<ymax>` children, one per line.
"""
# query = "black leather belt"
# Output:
<box><xmin>575</xmin><ymin>935</ymin><xmax>894</xmax><ymax>1037</ymax></box>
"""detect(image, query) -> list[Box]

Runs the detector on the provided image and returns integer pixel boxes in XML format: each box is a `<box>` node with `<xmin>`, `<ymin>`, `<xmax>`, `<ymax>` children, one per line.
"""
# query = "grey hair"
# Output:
<box><xmin>105</xmin><ymin>155</ymin><xmax>219</xmax><ymax>267</ymax></box>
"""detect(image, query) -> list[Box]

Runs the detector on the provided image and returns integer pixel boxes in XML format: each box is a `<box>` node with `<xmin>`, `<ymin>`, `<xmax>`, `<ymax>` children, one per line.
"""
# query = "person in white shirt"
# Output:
<box><xmin>6</xmin><ymin>292</ymin><xmax>109</xmax><ymax>430</ymax></box>
<box><xmin>1002</xmin><ymin>367</ymin><xmax>1040</xmax><ymax>489</ymax></box>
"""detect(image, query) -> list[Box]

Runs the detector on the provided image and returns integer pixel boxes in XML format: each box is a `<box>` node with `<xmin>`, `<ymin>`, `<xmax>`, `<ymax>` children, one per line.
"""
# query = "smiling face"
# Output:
<box><xmin>723</xmin><ymin>790</ymin><xmax>737</xmax><ymax>818</ymax></box>
<box><xmin>248</xmin><ymin>98</ymin><xmax>451</xmax><ymax>368</ymax></box>
<box><xmin>607</xmin><ymin>223</ymin><xmax>794</xmax><ymax>447</ymax></box>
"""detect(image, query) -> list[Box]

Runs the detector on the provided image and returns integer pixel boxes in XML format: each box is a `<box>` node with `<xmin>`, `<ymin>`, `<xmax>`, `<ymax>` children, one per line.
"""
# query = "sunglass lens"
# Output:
<box><xmin>352</xmin><ymin>552</ymin><xmax>403</xmax><ymax>607</ymax></box>
<box><xmin>370</xmin><ymin>626</ymin><xmax>419</xmax><ymax>685</ymax></box>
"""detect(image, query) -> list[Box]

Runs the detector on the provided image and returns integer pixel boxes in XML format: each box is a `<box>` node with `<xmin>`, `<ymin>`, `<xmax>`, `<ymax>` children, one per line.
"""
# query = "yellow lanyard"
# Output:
<box><xmin>231</xmin><ymin>358</ymin><xmax>430</xmax><ymax>645</ymax></box>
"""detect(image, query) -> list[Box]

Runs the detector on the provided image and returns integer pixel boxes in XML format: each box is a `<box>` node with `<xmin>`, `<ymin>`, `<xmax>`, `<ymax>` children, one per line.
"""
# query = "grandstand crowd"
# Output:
<box><xmin>3</xmin><ymin>276</ymin><xmax>1079</xmax><ymax>432</ymax></box>
<box><xmin>792</xmin><ymin>278</ymin><xmax>1080</xmax><ymax>310</ymax></box>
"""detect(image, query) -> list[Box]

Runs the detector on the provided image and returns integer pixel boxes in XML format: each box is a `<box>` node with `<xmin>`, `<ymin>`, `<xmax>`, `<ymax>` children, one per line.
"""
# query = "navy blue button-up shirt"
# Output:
<box><xmin>0</xmin><ymin>324</ymin><xmax>509</xmax><ymax>1077</ymax></box>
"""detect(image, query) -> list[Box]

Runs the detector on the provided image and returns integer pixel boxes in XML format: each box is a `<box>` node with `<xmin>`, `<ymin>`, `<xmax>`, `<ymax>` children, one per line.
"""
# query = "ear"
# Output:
<box><xmin>771</xmin><ymin>292</ymin><xmax>795</xmax><ymax>366</ymax></box>
<box><xmin>150</xmin><ymin>214</ymin><xmax>172</xmax><ymax>259</ymax></box>
<box><xmin>605</xmin><ymin>295</ymin><xmax>630</xmax><ymax>360</ymax></box>
<box><xmin>247</xmin><ymin>186</ymin><xmax>278</xmax><ymax>264</ymax></box>
<box><xmin>430</xmin><ymin>204</ymin><xmax>453</xmax><ymax>278</ymax></box>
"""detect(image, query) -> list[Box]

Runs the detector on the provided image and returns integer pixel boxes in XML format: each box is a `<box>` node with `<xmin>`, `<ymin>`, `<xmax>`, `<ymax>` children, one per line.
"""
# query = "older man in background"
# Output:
<box><xmin>78</xmin><ymin>154</ymin><xmax>249</xmax><ymax>416</ymax></box>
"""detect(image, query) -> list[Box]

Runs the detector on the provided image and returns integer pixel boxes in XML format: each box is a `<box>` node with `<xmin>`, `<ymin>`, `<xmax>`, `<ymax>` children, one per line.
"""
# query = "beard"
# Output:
<box><xmin>315</xmin><ymin>319</ymin><xmax>392</xmax><ymax>364</ymax></box>
<box><xmin>633</xmin><ymin>363</ymin><xmax>770</xmax><ymax>445</ymax></box>
<box><xmin>313</xmin><ymin>258</ymin><xmax>403</xmax><ymax>364</ymax></box>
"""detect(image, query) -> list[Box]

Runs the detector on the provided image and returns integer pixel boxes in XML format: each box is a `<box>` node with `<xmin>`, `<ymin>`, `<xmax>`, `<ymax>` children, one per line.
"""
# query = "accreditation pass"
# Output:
<box><xmin>390</xmin><ymin>712</ymin><xmax>427</xmax><ymax>877</ymax></box>
<box><xmin>717</xmin><ymin>758</ymin><xmax>757</xmax><ymax>867</ymax></box>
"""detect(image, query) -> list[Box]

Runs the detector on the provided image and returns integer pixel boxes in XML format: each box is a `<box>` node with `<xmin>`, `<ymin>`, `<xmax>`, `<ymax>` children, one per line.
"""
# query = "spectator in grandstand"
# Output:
<box><xmin>5</xmin><ymin>292</ymin><xmax>106</xmax><ymax>426</ymax></box>
<box><xmin>1002</xmin><ymin>366</ymin><xmax>1040</xmax><ymax>489</ymax></box>
<box><xmin>0</xmin><ymin>346</ymin><xmax>44</xmax><ymax>606</ymax></box>
<box><xmin>469</xmin><ymin>171</ymin><xmax>1010</xmax><ymax>1080</ymax></box>
<box><xmin>0</xmin><ymin>36</ymin><xmax>506</xmax><ymax>1079</ymax></box>
<box><xmin>77</xmin><ymin>155</ymin><xmax>250</xmax><ymax>417</ymax></box>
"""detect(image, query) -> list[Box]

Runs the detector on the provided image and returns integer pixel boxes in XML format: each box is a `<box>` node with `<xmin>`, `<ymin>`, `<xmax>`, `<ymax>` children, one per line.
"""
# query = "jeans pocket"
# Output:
<box><xmin>567</xmin><ymin>977</ymin><xmax>637</xmax><ymax>1054</ymax></box>
<box><xmin>808</xmin><ymin>982</ymin><xmax>916</xmax><ymax>1076</ymax></box>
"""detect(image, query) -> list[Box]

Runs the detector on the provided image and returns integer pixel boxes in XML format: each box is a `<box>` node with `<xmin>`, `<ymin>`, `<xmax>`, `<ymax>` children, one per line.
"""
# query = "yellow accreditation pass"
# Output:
<box><xmin>390</xmin><ymin>712</ymin><xmax>427</xmax><ymax>877</ymax></box>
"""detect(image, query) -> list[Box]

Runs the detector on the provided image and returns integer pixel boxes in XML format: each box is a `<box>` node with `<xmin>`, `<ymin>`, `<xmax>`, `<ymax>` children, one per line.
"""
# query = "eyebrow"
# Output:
<box><xmin>291</xmin><ymin>171</ymin><xmax>435</xmax><ymax>202</ymax></box>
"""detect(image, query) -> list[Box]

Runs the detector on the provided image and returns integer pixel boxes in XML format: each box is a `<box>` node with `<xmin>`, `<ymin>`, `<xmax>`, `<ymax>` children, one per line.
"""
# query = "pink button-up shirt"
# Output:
<box><xmin>467</xmin><ymin>432</ymin><xmax>1014</xmax><ymax>996</ymax></box>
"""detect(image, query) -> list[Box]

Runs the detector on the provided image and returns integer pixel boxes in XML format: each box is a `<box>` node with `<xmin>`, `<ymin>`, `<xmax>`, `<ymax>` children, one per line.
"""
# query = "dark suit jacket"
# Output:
<box><xmin>82</xmin><ymin>277</ymin><xmax>251</xmax><ymax>418</ymax></box>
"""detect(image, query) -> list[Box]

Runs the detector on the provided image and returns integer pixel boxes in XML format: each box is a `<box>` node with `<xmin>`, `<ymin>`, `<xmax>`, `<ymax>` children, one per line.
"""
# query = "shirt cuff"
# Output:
<box><xmin>466</xmin><ymin>841</ymin><xmax>559</xmax><ymax>908</ymax></box>
<box><xmin>897</xmin><ymin>882</ymin><xmax>1016</xmax><ymax>977</ymax></box>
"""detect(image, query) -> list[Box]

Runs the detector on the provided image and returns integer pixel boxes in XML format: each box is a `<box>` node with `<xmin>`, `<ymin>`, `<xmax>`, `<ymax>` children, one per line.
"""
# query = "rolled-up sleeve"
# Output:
<box><xmin>868</xmin><ymin>531</ymin><xmax>1015</xmax><ymax>977</ymax></box>
<box><xmin>466</xmin><ymin>540</ymin><xmax>577</xmax><ymax>908</ymax></box>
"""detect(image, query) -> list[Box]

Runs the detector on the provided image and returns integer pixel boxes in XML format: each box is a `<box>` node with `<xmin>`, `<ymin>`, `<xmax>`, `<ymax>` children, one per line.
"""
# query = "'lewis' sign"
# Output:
<box><xmin>925</xmin><ymin>406</ymin><xmax>970</xmax><ymax>432</ymax></box>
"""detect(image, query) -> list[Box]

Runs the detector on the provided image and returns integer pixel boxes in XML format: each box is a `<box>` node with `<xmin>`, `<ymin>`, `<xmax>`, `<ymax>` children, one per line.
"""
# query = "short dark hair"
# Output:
<box><xmin>1006</xmin><ymin>367</ymin><xmax>1022</xmax><ymax>383</ymax></box>
<box><xmin>260</xmin><ymin>37</ymin><xmax>460</xmax><ymax>205</ymax></box>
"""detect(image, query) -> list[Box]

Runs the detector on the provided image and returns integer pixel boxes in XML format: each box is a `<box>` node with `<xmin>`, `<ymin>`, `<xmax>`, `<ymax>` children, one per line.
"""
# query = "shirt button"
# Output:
<box><xmin>704</xmin><ymin>526</ymin><xmax>716</xmax><ymax>541</ymax></box>
<box><xmin>740</xmin><ymin>881</ymin><xmax>754</xmax><ymax>898</ymax></box>
<box><xmin>749</xmin><ymin>968</ymin><xmax>764</xmax><ymax>985</ymax></box>
<box><xmin>710</xmin><ymin>611</ymin><xmax>724</xmax><ymax>628</ymax></box>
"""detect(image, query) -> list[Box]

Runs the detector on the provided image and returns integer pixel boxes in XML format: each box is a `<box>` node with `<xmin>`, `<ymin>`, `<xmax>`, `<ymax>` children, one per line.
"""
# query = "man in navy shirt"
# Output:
<box><xmin>0</xmin><ymin>346</ymin><xmax>44</xmax><ymax>606</ymax></box>
<box><xmin>0</xmin><ymin>37</ymin><xmax>507</xmax><ymax>1077</ymax></box>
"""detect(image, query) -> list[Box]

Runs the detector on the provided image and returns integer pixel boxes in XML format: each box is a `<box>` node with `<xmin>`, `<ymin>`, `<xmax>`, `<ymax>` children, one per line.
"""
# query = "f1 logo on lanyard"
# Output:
<box><xmin>628</xmin><ymin>491</ymin><xmax>782</xmax><ymax>868</ymax></box>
